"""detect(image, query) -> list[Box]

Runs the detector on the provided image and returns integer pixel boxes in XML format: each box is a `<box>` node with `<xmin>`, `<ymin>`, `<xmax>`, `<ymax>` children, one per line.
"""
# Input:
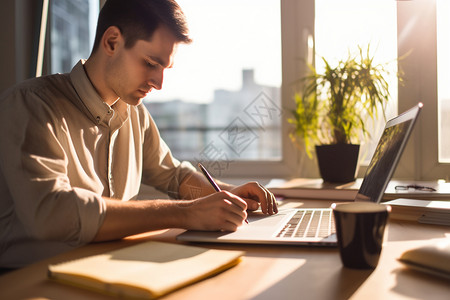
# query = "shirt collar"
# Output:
<box><xmin>70</xmin><ymin>59</ymin><xmax>116</xmax><ymax>125</ymax></box>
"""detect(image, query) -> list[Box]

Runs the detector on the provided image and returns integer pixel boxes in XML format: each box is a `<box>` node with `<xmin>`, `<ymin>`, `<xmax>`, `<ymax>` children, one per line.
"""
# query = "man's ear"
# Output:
<box><xmin>101</xmin><ymin>26</ymin><xmax>123</xmax><ymax>56</ymax></box>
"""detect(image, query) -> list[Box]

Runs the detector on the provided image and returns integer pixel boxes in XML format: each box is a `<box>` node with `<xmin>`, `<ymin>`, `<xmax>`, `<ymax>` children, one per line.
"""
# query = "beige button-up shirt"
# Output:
<box><xmin>0</xmin><ymin>60</ymin><xmax>195</xmax><ymax>268</ymax></box>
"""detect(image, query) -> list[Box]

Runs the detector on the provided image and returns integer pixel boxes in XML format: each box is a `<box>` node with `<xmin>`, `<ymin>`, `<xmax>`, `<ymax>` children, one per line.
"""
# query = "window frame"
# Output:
<box><xmin>396</xmin><ymin>0</ymin><xmax>450</xmax><ymax>180</ymax></box>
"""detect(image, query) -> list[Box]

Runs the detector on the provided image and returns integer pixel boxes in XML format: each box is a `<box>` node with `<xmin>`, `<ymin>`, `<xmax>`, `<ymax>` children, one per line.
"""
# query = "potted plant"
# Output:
<box><xmin>289</xmin><ymin>46</ymin><xmax>396</xmax><ymax>183</ymax></box>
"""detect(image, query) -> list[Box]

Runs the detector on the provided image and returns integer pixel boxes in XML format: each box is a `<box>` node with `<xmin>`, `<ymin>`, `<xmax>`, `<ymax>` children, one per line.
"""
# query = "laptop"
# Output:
<box><xmin>177</xmin><ymin>103</ymin><xmax>423</xmax><ymax>246</ymax></box>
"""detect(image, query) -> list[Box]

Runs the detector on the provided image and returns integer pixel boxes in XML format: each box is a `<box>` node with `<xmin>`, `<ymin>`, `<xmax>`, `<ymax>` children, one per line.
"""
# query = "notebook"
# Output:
<box><xmin>177</xmin><ymin>103</ymin><xmax>423</xmax><ymax>246</ymax></box>
<box><xmin>48</xmin><ymin>241</ymin><xmax>244</xmax><ymax>299</ymax></box>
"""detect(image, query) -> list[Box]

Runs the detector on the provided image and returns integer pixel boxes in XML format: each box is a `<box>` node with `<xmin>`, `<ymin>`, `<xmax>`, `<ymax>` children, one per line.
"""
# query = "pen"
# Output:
<box><xmin>198</xmin><ymin>163</ymin><xmax>248</xmax><ymax>224</ymax></box>
<box><xmin>198</xmin><ymin>163</ymin><xmax>221</xmax><ymax>192</ymax></box>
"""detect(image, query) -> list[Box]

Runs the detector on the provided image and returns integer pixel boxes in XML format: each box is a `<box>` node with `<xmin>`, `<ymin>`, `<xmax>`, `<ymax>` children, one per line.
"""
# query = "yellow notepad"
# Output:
<box><xmin>48</xmin><ymin>241</ymin><xmax>244</xmax><ymax>299</ymax></box>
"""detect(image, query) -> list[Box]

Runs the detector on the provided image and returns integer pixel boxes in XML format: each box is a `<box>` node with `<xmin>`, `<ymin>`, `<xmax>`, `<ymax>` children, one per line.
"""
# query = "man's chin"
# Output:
<box><xmin>122</xmin><ymin>97</ymin><xmax>144</xmax><ymax>106</ymax></box>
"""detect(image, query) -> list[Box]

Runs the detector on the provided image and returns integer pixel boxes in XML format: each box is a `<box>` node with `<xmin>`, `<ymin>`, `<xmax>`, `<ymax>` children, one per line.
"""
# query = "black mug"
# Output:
<box><xmin>332</xmin><ymin>202</ymin><xmax>391</xmax><ymax>269</ymax></box>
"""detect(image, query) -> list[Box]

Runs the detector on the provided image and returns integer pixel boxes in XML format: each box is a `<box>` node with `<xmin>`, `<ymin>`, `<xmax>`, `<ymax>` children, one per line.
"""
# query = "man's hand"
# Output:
<box><xmin>178</xmin><ymin>172</ymin><xmax>278</xmax><ymax>231</ymax></box>
<box><xmin>185</xmin><ymin>191</ymin><xmax>248</xmax><ymax>231</ymax></box>
<box><xmin>229</xmin><ymin>182</ymin><xmax>278</xmax><ymax>215</ymax></box>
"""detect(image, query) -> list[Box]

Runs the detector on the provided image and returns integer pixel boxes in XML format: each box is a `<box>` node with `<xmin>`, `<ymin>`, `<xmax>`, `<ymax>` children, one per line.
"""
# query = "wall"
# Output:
<box><xmin>0</xmin><ymin>0</ymin><xmax>48</xmax><ymax>94</ymax></box>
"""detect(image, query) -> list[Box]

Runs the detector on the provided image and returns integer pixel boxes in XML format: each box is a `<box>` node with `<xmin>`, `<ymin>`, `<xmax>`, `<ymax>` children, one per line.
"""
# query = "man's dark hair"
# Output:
<box><xmin>92</xmin><ymin>0</ymin><xmax>191</xmax><ymax>52</ymax></box>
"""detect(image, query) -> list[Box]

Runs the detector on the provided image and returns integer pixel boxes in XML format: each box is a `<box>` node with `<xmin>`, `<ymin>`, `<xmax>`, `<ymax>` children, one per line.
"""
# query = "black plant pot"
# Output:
<box><xmin>315</xmin><ymin>144</ymin><xmax>360</xmax><ymax>183</ymax></box>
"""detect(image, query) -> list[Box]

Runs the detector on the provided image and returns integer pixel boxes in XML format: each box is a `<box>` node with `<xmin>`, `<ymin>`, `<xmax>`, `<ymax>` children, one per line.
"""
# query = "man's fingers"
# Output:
<box><xmin>231</xmin><ymin>182</ymin><xmax>278</xmax><ymax>215</ymax></box>
<box><xmin>252</xmin><ymin>183</ymin><xmax>276</xmax><ymax>215</ymax></box>
<box><xmin>223</xmin><ymin>199</ymin><xmax>247</xmax><ymax>223</ymax></box>
<box><xmin>220</xmin><ymin>191</ymin><xmax>247</xmax><ymax>210</ymax></box>
<box><xmin>263</xmin><ymin>185</ymin><xmax>278</xmax><ymax>214</ymax></box>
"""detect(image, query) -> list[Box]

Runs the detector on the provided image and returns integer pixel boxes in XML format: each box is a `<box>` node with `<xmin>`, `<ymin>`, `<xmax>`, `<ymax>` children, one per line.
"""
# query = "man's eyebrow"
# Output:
<box><xmin>148</xmin><ymin>55</ymin><xmax>173</xmax><ymax>68</ymax></box>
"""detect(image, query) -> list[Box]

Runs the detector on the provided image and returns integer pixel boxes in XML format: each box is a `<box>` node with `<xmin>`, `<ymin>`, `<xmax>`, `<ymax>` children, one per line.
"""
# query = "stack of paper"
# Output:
<box><xmin>383</xmin><ymin>198</ymin><xmax>450</xmax><ymax>225</ymax></box>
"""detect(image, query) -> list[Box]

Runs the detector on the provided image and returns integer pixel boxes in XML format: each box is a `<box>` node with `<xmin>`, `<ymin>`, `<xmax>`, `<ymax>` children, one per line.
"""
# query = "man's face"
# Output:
<box><xmin>105</xmin><ymin>25</ymin><xmax>178</xmax><ymax>106</ymax></box>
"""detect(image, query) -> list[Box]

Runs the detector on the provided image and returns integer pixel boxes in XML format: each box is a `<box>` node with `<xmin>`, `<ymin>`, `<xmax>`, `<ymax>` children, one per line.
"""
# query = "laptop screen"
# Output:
<box><xmin>355</xmin><ymin>103</ymin><xmax>422</xmax><ymax>203</ymax></box>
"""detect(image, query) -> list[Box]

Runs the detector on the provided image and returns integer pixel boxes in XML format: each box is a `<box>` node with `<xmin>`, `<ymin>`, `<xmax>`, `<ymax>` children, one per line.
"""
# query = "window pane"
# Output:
<box><xmin>314</xmin><ymin>0</ymin><xmax>398</xmax><ymax>165</ymax></box>
<box><xmin>144</xmin><ymin>0</ymin><xmax>282</xmax><ymax>162</ymax></box>
<box><xmin>51</xmin><ymin>0</ymin><xmax>98</xmax><ymax>73</ymax></box>
<box><xmin>437</xmin><ymin>0</ymin><xmax>450</xmax><ymax>163</ymax></box>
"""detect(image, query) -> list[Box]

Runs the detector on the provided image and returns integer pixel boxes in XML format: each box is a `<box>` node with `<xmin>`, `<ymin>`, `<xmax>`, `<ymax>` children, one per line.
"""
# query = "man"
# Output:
<box><xmin>0</xmin><ymin>0</ymin><xmax>277</xmax><ymax>268</ymax></box>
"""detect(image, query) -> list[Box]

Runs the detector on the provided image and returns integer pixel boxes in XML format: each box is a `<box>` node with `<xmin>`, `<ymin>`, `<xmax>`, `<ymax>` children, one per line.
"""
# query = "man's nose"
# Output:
<box><xmin>147</xmin><ymin>69</ymin><xmax>164</xmax><ymax>90</ymax></box>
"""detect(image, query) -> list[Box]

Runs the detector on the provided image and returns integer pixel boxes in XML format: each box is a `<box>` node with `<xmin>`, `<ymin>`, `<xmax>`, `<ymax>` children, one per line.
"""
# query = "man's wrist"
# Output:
<box><xmin>168</xmin><ymin>199</ymin><xmax>195</xmax><ymax>229</ymax></box>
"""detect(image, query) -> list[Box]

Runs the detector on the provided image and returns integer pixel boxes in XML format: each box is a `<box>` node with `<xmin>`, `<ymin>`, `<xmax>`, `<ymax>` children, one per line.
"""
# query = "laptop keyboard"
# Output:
<box><xmin>275</xmin><ymin>209</ymin><xmax>335</xmax><ymax>238</ymax></box>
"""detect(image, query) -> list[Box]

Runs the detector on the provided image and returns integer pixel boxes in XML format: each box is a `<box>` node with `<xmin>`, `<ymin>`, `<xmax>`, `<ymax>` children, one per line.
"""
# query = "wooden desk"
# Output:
<box><xmin>1</xmin><ymin>199</ymin><xmax>449</xmax><ymax>300</ymax></box>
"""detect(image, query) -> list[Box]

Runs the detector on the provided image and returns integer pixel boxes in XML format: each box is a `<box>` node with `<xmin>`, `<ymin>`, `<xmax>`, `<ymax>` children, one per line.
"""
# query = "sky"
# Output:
<box><xmin>146</xmin><ymin>0</ymin><xmax>282</xmax><ymax>104</ymax></box>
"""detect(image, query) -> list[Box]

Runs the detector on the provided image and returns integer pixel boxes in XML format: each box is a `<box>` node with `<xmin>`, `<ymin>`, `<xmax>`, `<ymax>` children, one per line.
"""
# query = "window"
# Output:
<box><xmin>50</xmin><ymin>0</ymin><xmax>98</xmax><ymax>74</ymax></box>
<box><xmin>144</xmin><ymin>0</ymin><xmax>283</xmax><ymax>176</ymax></box>
<box><xmin>45</xmin><ymin>0</ymin><xmax>449</xmax><ymax>180</ymax></box>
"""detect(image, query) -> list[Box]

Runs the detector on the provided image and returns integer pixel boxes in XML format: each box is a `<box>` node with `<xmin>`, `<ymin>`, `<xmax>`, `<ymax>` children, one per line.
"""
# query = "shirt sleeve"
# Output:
<box><xmin>0</xmin><ymin>87</ymin><xmax>106</xmax><ymax>246</ymax></box>
<box><xmin>139</xmin><ymin>106</ymin><xmax>196</xmax><ymax>199</ymax></box>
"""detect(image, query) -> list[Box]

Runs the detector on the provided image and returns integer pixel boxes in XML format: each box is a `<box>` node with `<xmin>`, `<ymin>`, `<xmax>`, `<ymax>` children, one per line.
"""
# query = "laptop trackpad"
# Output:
<box><xmin>176</xmin><ymin>209</ymin><xmax>295</xmax><ymax>242</ymax></box>
<box><xmin>247</xmin><ymin>209</ymin><xmax>295</xmax><ymax>227</ymax></box>
<box><xmin>215</xmin><ymin>209</ymin><xmax>296</xmax><ymax>239</ymax></box>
